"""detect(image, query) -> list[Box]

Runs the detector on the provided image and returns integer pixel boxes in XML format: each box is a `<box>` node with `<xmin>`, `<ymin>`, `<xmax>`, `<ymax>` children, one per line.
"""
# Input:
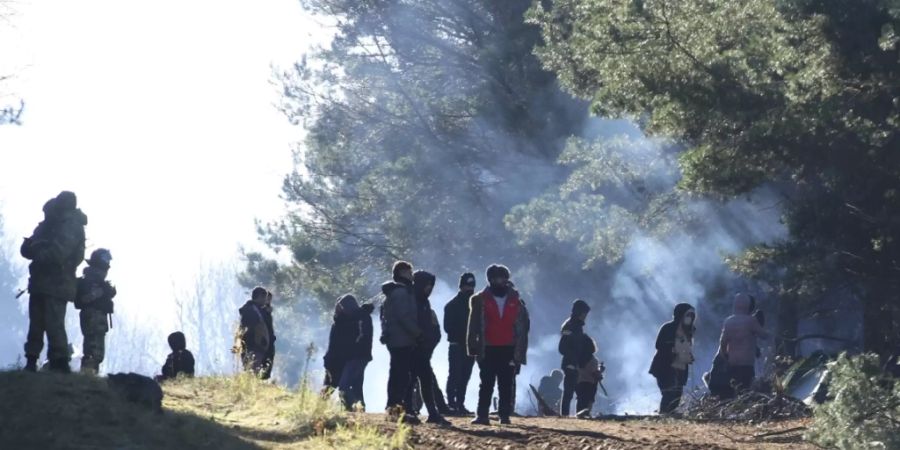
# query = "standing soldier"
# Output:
<box><xmin>444</xmin><ymin>272</ymin><xmax>476</xmax><ymax>414</ymax></box>
<box><xmin>20</xmin><ymin>191</ymin><xmax>87</xmax><ymax>373</ymax></box>
<box><xmin>467</xmin><ymin>264</ymin><xmax>530</xmax><ymax>426</ymax></box>
<box><xmin>74</xmin><ymin>248</ymin><xmax>116</xmax><ymax>374</ymax></box>
<box><xmin>239</xmin><ymin>287</ymin><xmax>274</xmax><ymax>376</ymax></box>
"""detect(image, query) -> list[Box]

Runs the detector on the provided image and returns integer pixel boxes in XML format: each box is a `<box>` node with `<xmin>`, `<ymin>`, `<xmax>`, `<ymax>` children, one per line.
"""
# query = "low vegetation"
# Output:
<box><xmin>0</xmin><ymin>370</ymin><xmax>408</xmax><ymax>449</ymax></box>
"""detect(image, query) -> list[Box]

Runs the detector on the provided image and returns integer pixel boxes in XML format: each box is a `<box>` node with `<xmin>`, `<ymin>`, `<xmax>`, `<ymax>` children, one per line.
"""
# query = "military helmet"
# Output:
<box><xmin>86</xmin><ymin>248</ymin><xmax>113</xmax><ymax>269</ymax></box>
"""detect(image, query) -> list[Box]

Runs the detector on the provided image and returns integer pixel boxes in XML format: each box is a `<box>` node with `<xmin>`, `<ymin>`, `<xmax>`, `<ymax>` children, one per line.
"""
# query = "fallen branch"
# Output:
<box><xmin>753</xmin><ymin>426</ymin><xmax>807</xmax><ymax>439</ymax></box>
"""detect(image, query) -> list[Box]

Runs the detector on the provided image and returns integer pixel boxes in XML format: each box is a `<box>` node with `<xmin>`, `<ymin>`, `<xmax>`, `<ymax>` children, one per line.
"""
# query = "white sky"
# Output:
<box><xmin>0</xmin><ymin>0</ymin><xmax>329</xmax><ymax>329</ymax></box>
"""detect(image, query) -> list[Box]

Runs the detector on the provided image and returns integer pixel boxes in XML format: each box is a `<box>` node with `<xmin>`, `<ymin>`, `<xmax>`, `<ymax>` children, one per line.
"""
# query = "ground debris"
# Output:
<box><xmin>683</xmin><ymin>391</ymin><xmax>811</xmax><ymax>421</ymax></box>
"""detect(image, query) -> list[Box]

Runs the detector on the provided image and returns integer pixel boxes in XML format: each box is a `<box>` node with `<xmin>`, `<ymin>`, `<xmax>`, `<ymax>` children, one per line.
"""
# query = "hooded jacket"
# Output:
<box><xmin>20</xmin><ymin>196</ymin><xmax>87</xmax><ymax>300</ymax></box>
<box><xmin>161</xmin><ymin>332</ymin><xmax>195</xmax><ymax>380</ymax></box>
<box><xmin>649</xmin><ymin>303</ymin><xmax>695</xmax><ymax>378</ymax></box>
<box><xmin>719</xmin><ymin>294</ymin><xmax>769</xmax><ymax>366</ymax></box>
<box><xmin>324</xmin><ymin>294</ymin><xmax>375</xmax><ymax>374</ymax></box>
<box><xmin>380</xmin><ymin>276</ymin><xmax>420</xmax><ymax>348</ymax></box>
<box><xmin>559</xmin><ymin>316</ymin><xmax>591</xmax><ymax>370</ymax></box>
<box><xmin>467</xmin><ymin>287</ymin><xmax>529</xmax><ymax>364</ymax></box>
<box><xmin>413</xmin><ymin>271</ymin><xmax>441</xmax><ymax>352</ymax></box>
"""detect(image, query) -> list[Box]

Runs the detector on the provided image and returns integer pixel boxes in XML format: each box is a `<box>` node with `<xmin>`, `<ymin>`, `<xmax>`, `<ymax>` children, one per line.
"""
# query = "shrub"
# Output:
<box><xmin>806</xmin><ymin>353</ymin><xmax>900</xmax><ymax>450</ymax></box>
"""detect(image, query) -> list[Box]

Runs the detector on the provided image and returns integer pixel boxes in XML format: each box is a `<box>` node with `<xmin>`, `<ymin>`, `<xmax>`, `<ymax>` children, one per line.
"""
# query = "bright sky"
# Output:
<box><xmin>0</xmin><ymin>0</ymin><xmax>329</xmax><ymax>328</ymax></box>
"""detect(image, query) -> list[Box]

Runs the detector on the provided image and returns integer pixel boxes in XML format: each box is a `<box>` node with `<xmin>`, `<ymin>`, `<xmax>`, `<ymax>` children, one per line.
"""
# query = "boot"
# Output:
<box><xmin>48</xmin><ymin>359</ymin><xmax>71</xmax><ymax>374</ymax></box>
<box><xmin>80</xmin><ymin>359</ymin><xmax>99</xmax><ymax>375</ymax></box>
<box><xmin>24</xmin><ymin>356</ymin><xmax>38</xmax><ymax>372</ymax></box>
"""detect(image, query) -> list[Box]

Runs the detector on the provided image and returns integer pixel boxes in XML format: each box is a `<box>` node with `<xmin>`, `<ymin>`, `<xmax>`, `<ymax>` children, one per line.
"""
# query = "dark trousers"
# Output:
<box><xmin>24</xmin><ymin>293</ymin><xmax>70</xmax><ymax>362</ymax></box>
<box><xmin>575</xmin><ymin>381</ymin><xmax>598</xmax><ymax>414</ymax></box>
<box><xmin>476</xmin><ymin>346</ymin><xmax>515</xmax><ymax>419</ymax></box>
<box><xmin>407</xmin><ymin>348</ymin><xmax>439</xmax><ymax>416</ymax></box>
<box><xmin>729</xmin><ymin>365</ymin><xmax>755</xmax><ymax>393</ymax></box>
<box><xmin>656</xmin><ymin>367</ymin><xmax>687</xmax><ymax>414</ymax></box>
<box><xmin>560</xmin><ymin>368</ymin><xmax>578</xmax><ymax>416</ymax></box>
<box><xmin>446</xmin><ymin>342</ymin><xmax>475</xmax><ymax>409</ymax></box>
<box><xmin>387</xmin><ymin>346</ymin><xmax>414</xmax><ymax>409</ymax></box>
<box><xmin>338</xmin><ymin>358</ymin><xmax>368</xmax><ymax>410</ymax></box>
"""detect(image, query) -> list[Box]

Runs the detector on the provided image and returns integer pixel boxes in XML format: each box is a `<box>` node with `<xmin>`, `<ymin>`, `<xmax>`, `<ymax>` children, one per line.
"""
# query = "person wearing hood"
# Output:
<box><xmin>380</xmin><ymin>261</ymin><xmax>421</xmax><ymax>423</ymax></box>
<box><xmin>238</xmin><ymin>287</ymin><xmax>274</xmax><ymax>376</ymax></box>
<box><xmin>74</xmin><ymin>248</ymin><xmax>117</xmax><ymax>374</ymax></box>
<box><xmin>158</xmin><ymin>331</ymin><xmax>195</xmax><ymax>381</ymax></box>
<box><xmin>323</xmin><ymin>294</ymin><xmax>375</xmax><ymax>410</ymax></box>
<box><xmin>558</xmin><ymin>299</ymin><xmax>591</xmax><ymax>416</ymax></box>
<box><xmin>404</xmin><ymin>270</ymin><xmax>450</xmax><ymax>425</ymax></box>
<box><xmin>718</xmin><ymin>293</ymin><xmax>770</xmax><ymax>393</ymax></box>
<box><xmin>20</xmin><ymin>191</ymin><xmax>87</xmax><ymax>373</ymax></box>
<box><xmin>467</xmin><ymin>264</ymin><xmax>530</xmax><ymax>425</ymax></box>
<box><xmin>649</xmin><ymin>303</ymin><xmax>696</xmax><ymax>414</ymax></box>
<box><xmin>444</xmin><ymin>272</ymin><xmax>477</xmax><ymax>414</ymax></box>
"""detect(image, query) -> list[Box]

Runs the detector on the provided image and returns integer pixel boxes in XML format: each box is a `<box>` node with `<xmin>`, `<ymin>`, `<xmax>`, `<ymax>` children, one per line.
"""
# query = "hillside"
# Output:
<box><xmin>0</xmin><ymin>370</ymin><xmax>812</xmax><ymax>449</ymax></box>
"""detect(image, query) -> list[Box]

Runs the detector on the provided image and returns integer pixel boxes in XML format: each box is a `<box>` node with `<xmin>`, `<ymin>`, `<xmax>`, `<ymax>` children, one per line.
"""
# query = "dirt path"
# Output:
<box><xmin>361</xmin><ymin>414</ymin><xmax>814</xmax><ymax>450</ymax></box>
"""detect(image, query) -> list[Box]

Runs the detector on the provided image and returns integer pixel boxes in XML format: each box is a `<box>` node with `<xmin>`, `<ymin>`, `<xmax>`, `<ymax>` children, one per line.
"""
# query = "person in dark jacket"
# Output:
<box><xmin>323</xmin><ymin>294</ymin><xmax>375</xmax><ymax>410</ymax></box>
<box><xmin>239</xmin><ymin>287</ymin><xmax>274</xmax><ymax>377</ymax></box>
<box><xmin>444</xmin><ymin>272</ymin><xmax>476</xmax><ymax>414</ymax></box>
<box><xmin>649</xmin><ymin>303</ymin><xmax>696</xmax><ymax>414</ymax></box>
<box><xmin>158</xmin><ymin>331</ymin><xmax>195</xmax><ymax>381</ymax></box>
<box><xmin>260</xmin><ymin>290</ymin><xmax>276</xmax><ymax>380</ymax></box>
<box><xmin>405</xmin><ymin>270</ymin><xmax>450</xmax><ymax>425</ymax></box>
<box><xmin>380</xmin><ymin>261</ymin><xmax>421</xmax><ymax>423</ymax></box>
<box><xmin>558</xmin><ymin>299</ymin><xmax>591</xmax><ymax>416</ymax></box>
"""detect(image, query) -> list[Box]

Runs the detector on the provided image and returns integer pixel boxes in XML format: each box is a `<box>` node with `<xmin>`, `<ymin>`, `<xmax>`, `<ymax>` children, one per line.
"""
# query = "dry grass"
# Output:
<box><xmin>0</xmin><ymin>370</ymin><xmax>408</xmax><ymax>449</ymax></box>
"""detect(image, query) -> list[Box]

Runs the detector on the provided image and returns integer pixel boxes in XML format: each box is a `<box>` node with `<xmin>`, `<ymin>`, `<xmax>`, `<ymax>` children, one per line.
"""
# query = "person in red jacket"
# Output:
<box><xmin>467</xmin><ymin>264</ymin><xmax>530</xmax><ymax>425</ymax></box>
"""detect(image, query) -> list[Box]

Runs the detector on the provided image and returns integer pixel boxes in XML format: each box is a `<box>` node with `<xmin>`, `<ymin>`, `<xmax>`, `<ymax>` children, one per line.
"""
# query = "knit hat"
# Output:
<box><xmin>459</xmin><ymin>272</ymin><xmax>476</xmax><ymax>288</ymax></box>
<box><xmin>485</xmin><ymin>264</ymin><xmax>510</xmax><ymax>281</ymax></box>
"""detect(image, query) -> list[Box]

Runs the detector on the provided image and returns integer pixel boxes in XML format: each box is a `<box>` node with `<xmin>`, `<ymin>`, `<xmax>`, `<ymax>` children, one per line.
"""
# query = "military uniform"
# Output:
<box><xmin>20</xmin><ymin>191</ymin><xmax>87</xmax><ymax>372</ymax></box>
<box><xmin>74</xmin><ymin>249</ymin><xmax>116</xmax><ymax>374</ymax></box>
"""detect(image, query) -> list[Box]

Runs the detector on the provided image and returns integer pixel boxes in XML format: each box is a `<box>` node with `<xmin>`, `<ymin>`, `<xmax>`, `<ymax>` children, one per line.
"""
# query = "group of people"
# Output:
<box><xmin>648</xmin><ymin>295</ymin><xmax>768</xmax><ymax>414</ymax></box>
<box><xmin>320</xmin><ymin>261</ymin><xmax>530</xmax><ymax>426</ymax></box>
<box><xmin>20</xmin><ymin>190</ymin><xmax>195</xmax><ymax>380</ymax></box>
<box><xmin>319</xmin><ymin>257</ymin><xmax>771</xmax><ymax>425</ymax></box>
<box><xmin>18</xmin><ymin>191</ymin><xmax>771</xmax><ymax>422</ymax></box>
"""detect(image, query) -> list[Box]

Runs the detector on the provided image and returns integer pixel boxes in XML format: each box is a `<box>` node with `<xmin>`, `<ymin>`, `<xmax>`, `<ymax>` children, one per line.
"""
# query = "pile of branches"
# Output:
<box><xmin>683</xmin><ymin>391</ymin><xmax>812</xmax><ymax>421</ymax></box>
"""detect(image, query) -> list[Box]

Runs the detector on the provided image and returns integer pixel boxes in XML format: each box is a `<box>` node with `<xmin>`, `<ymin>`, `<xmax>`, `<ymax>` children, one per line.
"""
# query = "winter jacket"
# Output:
<box><xmin>467</xmin><ymin>287</ymin><xmax>529</xmax><ymax>364</ymax></box>
<box><xmin>20</xmin><ymin>198</ymin><xmax>87</xmax><ymax>300</ymax></box>
<box><xmin>74</xmin><ymin>266</ymin><xmax>116</xmax><ymax>313</ymax></box>
<box><xmin>324</xmin><ymin>295</ymin><xmax>375</xmax><ymax>370</ymax></box>
<box><xmin>161</xmin><ymin>350</ymin><xmax>195</xmax><ymax>380</ymax></box>
<box><xmin>719</xmin><ymin>294</ymin><xmax>769</xmax><ymax>366</ymax></box>
<box><xmin>559</xmin><ymin>316</ymin><xmax>591</xmax><ymax>370</ymax></box>
<box><xmin>650</xmin><ymin>303</ymin><xmax>695</xmax><ymax>378</ymax></box>
<box><xmin>443</xmin><ymin>290</ymin><xmax>471</xmax><ymax>344</ymax></box>
<box><xmin>380</xmin><ymin>278</ymin><xmax>420</xmax><ymax>348</ymax></box>
<box><xmin>239</xmin><ymin>301</ymin><xmax>272</xmax><ymax>353</ymax></box>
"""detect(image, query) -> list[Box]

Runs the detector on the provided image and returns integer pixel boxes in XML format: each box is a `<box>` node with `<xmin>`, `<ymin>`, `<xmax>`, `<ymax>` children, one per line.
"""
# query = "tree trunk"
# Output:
<box><xmin>775</xmin><ymin>296</ymin><xmax>798</xmax><ymax>357</ymax></box>
<box><xmin>862</xmin><ymin>284</ymin><xmax>894</xmax><ymax>358</ymax></box>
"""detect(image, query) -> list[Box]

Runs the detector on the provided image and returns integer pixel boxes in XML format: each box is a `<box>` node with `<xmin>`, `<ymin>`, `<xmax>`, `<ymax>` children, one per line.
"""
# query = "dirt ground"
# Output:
<box><xmin>361</xmin><ymin>414</ymin><xmax>815</xmax><ymax>450</ymax></box>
